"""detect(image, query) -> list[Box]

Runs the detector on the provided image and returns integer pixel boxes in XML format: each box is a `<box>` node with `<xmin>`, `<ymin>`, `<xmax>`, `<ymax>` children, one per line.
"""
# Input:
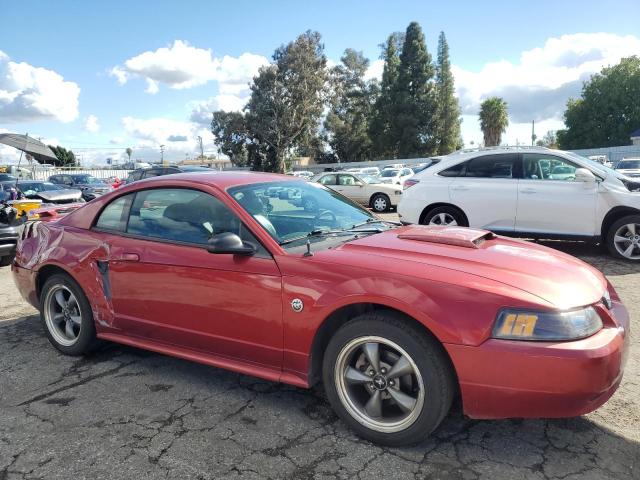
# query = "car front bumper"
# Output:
<box><xmin>445</xmin><ymin>299</ymin><xmax>630</xmax><ymax>419</ymax></box>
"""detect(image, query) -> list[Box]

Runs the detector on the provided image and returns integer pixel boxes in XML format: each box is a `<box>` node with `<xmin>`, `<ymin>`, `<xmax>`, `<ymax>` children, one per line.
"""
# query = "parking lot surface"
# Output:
<box><xmin>1</xmin><ymin>225</ymin><xmax>639</xmax><ymax>479</ymax></box>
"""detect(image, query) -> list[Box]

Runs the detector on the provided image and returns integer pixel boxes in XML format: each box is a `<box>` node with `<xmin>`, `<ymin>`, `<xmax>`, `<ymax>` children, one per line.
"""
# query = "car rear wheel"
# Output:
<box><xmin>41</xmin><ymin>274</ymin><xmax>98</xmax><ymax>355</ymax></box>
<box><xmin>607</xmin><ymin>215</ymin><xmax>640</xmax><ymax>261</ymax></box>
<box><xmin>371</xmin><ymin>193</ymin><xmax>391</xmax><ymax>213</ymax></box>
<box><xmin>422</xmin><ymin>206</ymin><xmax>466</xmax><ymax>227</ymax></box>
<box><xmin>322</xmin><ymin>312</ymin><xmax>454</xmax><ymax>446</ymax></box>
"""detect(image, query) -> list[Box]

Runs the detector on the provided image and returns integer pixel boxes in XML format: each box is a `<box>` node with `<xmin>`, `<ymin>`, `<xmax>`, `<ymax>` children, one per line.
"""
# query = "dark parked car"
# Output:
<box><xmin>125</xmin><ymin>165</ymin><xmax>211</xmax><ymax>184</ymax></box>
<box><xmin>0</xmin><ymin>174</ymin><xmax>17</xmax><ymax>182</ymax></box>
<box><xmin>48</xmin><ymin>174</ymin><xmax>112</xmax><ymax>201</ymax></box>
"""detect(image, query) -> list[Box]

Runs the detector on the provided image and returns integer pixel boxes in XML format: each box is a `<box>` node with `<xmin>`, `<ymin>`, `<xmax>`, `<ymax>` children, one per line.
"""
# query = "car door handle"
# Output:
<box><xmin>112</xmin><ymin>253</ymin><xmax>139</xmax><ymax>262</ymax></box>
<box><xmin>520</xmin><ymin>188</ymin><xmax>537</xmax><ymax>194</ymax></box>
<box><xmin>451</xmin><ymin>185</ymin><xmax>469</xmax><ymax>191</ymax></box>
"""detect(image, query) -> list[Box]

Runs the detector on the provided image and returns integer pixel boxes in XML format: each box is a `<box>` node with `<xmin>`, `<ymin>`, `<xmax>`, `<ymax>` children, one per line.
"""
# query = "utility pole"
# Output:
<box><xmin>160</xmin><ymin>144</ymin><xmax>166</xmax><ymax>166</ymax></box>
<box><xmin>196</xmin><ymin>136</ymin><xmax>204</xmax><ymax>159</ymax></box>
<box><xmin>531</xmin><ymin>120</ymin><xmax>536</xmax><ymax>146</ymax></box>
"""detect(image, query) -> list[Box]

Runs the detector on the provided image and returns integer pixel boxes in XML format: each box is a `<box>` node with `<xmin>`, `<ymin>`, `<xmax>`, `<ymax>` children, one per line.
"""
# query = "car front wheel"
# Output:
<box><xmin>323</xmin><ymin>312</ymin><xmax>454</xmax><ymax>446</ymax></box>
<box><xmin>607</xmin><ymin>214</ymin><xmax>640</xmax><ymax>261</ymax></box>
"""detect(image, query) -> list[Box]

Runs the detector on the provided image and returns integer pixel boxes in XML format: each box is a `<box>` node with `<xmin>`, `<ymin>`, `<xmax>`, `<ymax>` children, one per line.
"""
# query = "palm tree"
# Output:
<box><xmin>125</xmin><ymin>147</ymin><xmax>133</xmax><ymax>164</ymax></box>
<box><xmin>479</xmin><ymin>97</ymin><xmax>509</xmax><ymax>146</ymax></box>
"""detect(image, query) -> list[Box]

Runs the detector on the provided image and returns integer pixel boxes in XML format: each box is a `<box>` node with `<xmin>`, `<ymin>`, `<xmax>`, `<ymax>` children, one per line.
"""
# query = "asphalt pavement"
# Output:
<box><xmin>0</xmin><ymin>227</ymin><xmax>638</xmax><ymax>479</ymax></box>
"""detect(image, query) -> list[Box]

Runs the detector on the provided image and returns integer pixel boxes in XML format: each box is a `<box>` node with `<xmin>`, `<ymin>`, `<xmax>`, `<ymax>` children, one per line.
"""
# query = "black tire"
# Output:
<box><xmin>322</xmin><ymin>311</ymin><xmax>454</xmax><ymax>446</ymax></box>
<box><xmin>40</xmin><ymin>273</ymin><xmax>99</xmax><ymax>356</ymax></box>
<box><xmin>370</xmin><ymin>193</ymin><xmax>391</xmax><ymax>213</ymax></box>
<box><xmin>421</xmin><ymin>206</ymin><xmax>466</xmax><ymax>227</ymax></box>
<box><xmin>0</xmin><ymin>255</ymin><xmax>12</xmax><ymax>267</ymax></box>
<box><xmin>606</xmin><ymin>214</ymin><xmax>640</xmax><ymax>261</ymax></box>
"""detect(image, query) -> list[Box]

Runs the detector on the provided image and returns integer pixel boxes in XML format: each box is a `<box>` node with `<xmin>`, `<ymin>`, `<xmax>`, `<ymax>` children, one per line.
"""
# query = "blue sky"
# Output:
<box><xmin>1</xmin><ymin>0</ymin><xmax>639</xmax><ymax>164</ymax></box>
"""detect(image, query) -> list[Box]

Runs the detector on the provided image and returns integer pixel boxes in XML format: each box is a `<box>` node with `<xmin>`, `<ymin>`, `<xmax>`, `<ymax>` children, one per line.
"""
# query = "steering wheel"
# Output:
<box><xmin>314</xmin><ymin>209</ymin><xmax>337</xmax><ymax>224</ymax></box>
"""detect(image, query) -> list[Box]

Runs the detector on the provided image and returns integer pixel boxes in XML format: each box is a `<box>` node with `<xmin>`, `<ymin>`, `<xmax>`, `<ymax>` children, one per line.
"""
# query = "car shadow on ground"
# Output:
<box><xmin>1</xmin><ymin>314</ymin><xmax>638</xmax><ymax>479</ymax></box>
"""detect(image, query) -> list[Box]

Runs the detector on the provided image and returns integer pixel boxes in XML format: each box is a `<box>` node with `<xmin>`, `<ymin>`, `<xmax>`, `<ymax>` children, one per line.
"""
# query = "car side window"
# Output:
<box><xmin>338</xmin><ymin>175</ymin><xmax>357</xmax><ymax>186</ymax></box>
<box><xmin>438</xmin><ymin>163</ymin><xmax>465</xmax><ymax>177</ymax></box>
<box><xmin>142</xmin><ymin>169</ymin><xmax>163</xmax><ymax>179</ymax></box>
<box><xmin>465</xmin><ymin>154</ymin><xmax>517</xmax><ymax>179</ymax></box>
<box><xmin>95</xmin><ymin>194</ymin><xmax>134</xmax><ymax>232</ymax></box>
<box><xmin>319</xmin><ymin>174</ymin><xmax>338</xmax><ymax>186</ymax></box>
<box><xmin>522</xmin><ymin>154</ymin><xmax>578</xmax><ymax>181</ymax></box>
<box><xmin>126</xmin><ymin>188</ymin><xmax>251</xmax><ymax>247</ymax></box>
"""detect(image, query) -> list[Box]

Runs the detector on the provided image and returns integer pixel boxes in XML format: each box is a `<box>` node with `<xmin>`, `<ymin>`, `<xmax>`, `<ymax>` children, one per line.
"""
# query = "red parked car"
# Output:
<box><xmin>12</xmin><ymin>172</ymin><xmax>629</xmax><ymax>446</ymax></box>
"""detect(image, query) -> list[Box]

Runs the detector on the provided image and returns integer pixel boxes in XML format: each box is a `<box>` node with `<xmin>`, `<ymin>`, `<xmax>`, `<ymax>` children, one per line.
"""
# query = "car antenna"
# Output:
<box><xmin>304</xmin><ymin>239</ymin><xmax>314</xmax><ymax>257</ymax></box>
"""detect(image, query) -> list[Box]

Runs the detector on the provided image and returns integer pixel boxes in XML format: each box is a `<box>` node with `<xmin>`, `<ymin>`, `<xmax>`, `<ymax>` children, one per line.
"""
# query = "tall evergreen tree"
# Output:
<box><xmin>324</xmin><ymin>49</ymin><xmax>375</xmax><ymax>162</ymax></box>
<box><xmin>394</xmin><ymin>22</ymin><xmax>437</xmax><ymax>158</ymax></box>
<box><xmin>245</xmin><ymin>31</ymin><xmax>328</xmax><ymax>172</ymax></box>
<box><xmin>369</xmin><ymin>33</ymin><xmax>403</xmax><ymax>159</ymax></box>
<box><xmin>435</xmin><ymin>32</ymin><xmax>462</xmax><ymax>155</ymax></box>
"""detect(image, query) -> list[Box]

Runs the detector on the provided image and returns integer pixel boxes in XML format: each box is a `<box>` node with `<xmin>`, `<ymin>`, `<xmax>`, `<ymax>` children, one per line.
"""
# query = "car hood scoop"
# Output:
<box><xmin>397</xmin><ymin>226</ymin><xmax>496</xmax><ymax>248</ymax></box>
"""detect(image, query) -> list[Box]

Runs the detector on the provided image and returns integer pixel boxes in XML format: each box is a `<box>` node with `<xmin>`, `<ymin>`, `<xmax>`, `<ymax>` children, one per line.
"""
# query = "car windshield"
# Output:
<box><xmin>564</xmin><ymin>152</ymin><xmax>617</xmax><ymax>178</ymax></box>
<box><xmin>228</xmin><ymin>181</ymin><xmax>378</xmax><ymax>248</ymax></box>
<box><xmin>73</xmin><ymin>175</ymin><xmax>103</xmax><ymax>184</ymax></box>
<box><xmin>360</xmin><ymin>175</ymin><xmax>379</xmax><ymax>184</ymax></box>
<box><xmin>617</xmin><ymin>160</ymin><xmax>640</xmax><ymax>169</ymax></box>
<box><xmin>380</xmin><ymin>169</ymin><xmax>399</xmax><ymax>178</ymax></box>
<box><xmin>19</xmin><ymin>182</ymin><xmax>61</xmax><ymax>192</ymax></box>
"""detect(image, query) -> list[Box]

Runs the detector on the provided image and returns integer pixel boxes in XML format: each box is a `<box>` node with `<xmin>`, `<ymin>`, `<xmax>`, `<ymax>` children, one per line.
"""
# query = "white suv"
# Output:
<box><xmin>398</xmin><ymin>146</ymin><xmax>640</xmax><ymax>261</ymax></box>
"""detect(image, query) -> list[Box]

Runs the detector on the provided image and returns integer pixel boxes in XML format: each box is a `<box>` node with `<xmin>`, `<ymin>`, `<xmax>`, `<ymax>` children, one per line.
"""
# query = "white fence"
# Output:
<box><xmin>28</xmin><ymin>168</ymin><xmax>133</xmax><ymax>182</ymax></box>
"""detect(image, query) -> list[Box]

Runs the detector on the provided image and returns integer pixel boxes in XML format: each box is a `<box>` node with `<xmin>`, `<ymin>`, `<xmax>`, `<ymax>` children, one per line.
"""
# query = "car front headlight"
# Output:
<box><xmin>492</xmin><ymin>307</ymin><xmax>602</xmax><ymax>341</ymax></box>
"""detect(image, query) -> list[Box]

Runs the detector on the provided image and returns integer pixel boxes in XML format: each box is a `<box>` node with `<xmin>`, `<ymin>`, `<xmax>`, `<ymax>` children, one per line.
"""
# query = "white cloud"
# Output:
<box><xmin>189</xmin><ymin>93</ymin><xmax>249</xmax><ymax>125</ymax></box>
<box><xmin>364</xmin><ymin>59</ymin><xmax>384</xmax><ymax>82</ymax></box>
<box><xmin>0</xmin><ymin>50</ymin><xmax>80</xmax><ymax>123</ymax></box>
<box><xmin>452</xmin><ymin>33</ymin><xmax>640</xmax><ymax>145</ymax></box>
<box><xmin>110</xmin><ymin>40</ymin><xmax>269</xmax><ymax>94</ymax></box>
<box><xmin>453</xmin><ymin>33</ymin><xmax>640</xmax><ymax>124</ymax></box>
<box><xmin>84</xmin><ymin>114</ymin><xmax>100</xmax><ymax>133</ymax></box>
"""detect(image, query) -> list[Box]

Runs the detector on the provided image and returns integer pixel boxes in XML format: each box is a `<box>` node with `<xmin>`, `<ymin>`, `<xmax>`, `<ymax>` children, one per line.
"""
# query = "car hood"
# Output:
<box><xmin>29</xmin><ymin>189</ymin><xmax>82</xmax><ymax>202</ymax></box>
<box><xmin>335</xmin><ymin>225</ymin><xmax>606</xmax><ymax>309</ymax></box>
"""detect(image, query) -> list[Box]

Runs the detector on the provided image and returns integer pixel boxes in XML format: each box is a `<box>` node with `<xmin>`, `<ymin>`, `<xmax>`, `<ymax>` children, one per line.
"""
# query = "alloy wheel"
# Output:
<box><xmin>44</xmin><ymin>285</ymin><xmax>82</xmax><ymax>347</ymax></box>
<box><xmin>334</xmin><ymin>336</ymin><xmax>425</xmax><ymax>433</ymax></box>
<box><xmin>613</xmin><ymin>223</ymin><xmax>640</xmax><ymax>260</ymax></box>
<box><xmin>428</xmin><ymin>213</ymin><xmax>457</xmax><ymax>226</ymax></box>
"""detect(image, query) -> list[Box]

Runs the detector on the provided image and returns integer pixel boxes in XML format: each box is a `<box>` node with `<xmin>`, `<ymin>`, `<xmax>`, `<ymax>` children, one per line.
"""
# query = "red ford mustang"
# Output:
<box><xmin>12</xmin><ymin>171</ymin><xmax>630</xmax><ymax>446</ymax></box>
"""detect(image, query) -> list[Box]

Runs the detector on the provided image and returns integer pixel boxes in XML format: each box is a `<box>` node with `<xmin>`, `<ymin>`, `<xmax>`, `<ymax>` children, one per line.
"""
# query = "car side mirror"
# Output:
<box><xmin>574</xmin><ymin>168</ymin><xmax>596</xmax><ymax>183</ymax></box>
<box><xmin>207</xmin><ymin>232</ymin><xmax>256</xmax><ymax>255</ymax></box>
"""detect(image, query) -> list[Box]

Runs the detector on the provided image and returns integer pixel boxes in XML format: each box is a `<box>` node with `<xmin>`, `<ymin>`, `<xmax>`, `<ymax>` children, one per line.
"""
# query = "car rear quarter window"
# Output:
<box><xmin>465</xmin><ymin>154</ymin><xmax>518</xmax><ymax>178</ymax></box>
<box><xmin>95</xmin><ymin>194</ymin><xmax>134</xmax><ymax>232</ymax></box>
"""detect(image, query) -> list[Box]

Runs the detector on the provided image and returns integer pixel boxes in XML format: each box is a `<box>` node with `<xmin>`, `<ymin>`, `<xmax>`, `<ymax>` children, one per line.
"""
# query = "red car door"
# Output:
<box><xmin>96</xmin><ymin>187</ymin><xmax>283</xmax><ymax>370</ymax></box>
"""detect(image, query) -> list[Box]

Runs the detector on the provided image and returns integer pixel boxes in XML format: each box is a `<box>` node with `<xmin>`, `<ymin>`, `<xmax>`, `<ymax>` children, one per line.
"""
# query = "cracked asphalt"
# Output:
<box><xmin>1</xmin><ymin>237</ymin><xmax>639</xmax><ymax>479</ymax></box>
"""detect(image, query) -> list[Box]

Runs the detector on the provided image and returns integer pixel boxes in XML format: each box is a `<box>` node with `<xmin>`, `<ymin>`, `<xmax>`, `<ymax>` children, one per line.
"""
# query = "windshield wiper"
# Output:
<box><xmin>351</xmin><ymin>218</ymin><xmax>401</xmax><ymax>229</ymax></box>
<box><xmin>278</xmin><ymin>226</ymin><xmax>386</xmax><ymax>246</ymax></box>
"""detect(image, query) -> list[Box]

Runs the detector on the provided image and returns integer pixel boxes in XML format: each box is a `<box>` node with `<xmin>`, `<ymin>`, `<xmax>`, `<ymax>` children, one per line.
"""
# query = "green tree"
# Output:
<box><xmin>245</xmin><ymin>31</ymin><xmax>328</xmax><ymax>172</ymax></box>
<box><xmin>434</xmin><ymin>32</ymin><xmax>462</xmax><ymax>155</ymax></box>
<box><xmin>125</xmin><ymin>147</ymin><xmax>133</xmax><ymax>163</ymax></box>
<box><xmin>479</xmin><ymin>97</ymin><xmax>509</xmax><ymax>146</ymax></box>
<box><xmin>370</xmin><ymin>32</ymin><xmax>403</xmax><ymax>159</ymax></box>
<box><xmin>324</xmin><ymin>49</ymin><xmax>375</xmax><ymax>162</ymax></box>
<box><xmin>557</xmin><ymin>56</ymin><xmax>640</xmax><ymax>149</ymax></box>
<box><xmin>539</xmin><ymin>130</ymin><xmax>558</xmax><ymax>148</ymax></box>
<box><xmin>48</xmin><ymin>145</ymin><xmax>77</xmax><ymax>167</ymax></box>
<box><xmin>210</xmin><ymin>111</ymin><xmax>250</xmax><ymax>166</ymax></box>
<box><xmin>394</xmin><ymin>22</ymin><xmax>437</xmax><ymax>158</ymax></box>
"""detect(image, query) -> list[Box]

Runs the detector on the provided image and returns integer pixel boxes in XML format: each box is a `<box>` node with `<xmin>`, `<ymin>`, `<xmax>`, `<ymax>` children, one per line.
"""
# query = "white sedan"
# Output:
<box><xmin>312</xmin><ymin>172</ymin><xmax>403</xmax><ymax>212</ymax></box>
<box><xmin>377</xmin><ymin>167</ymin><xmax>414</xmax><ymax>185</ymax></box>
